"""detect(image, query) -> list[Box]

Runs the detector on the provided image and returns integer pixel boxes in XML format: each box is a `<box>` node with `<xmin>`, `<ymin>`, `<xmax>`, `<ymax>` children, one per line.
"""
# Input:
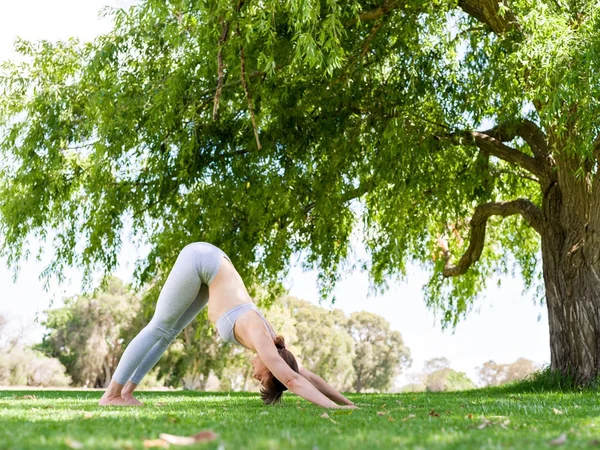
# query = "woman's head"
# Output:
<box><xmin>251</xmin><ymin>336</ymin><xmax>298</xmax><ymax>405</ymax></box>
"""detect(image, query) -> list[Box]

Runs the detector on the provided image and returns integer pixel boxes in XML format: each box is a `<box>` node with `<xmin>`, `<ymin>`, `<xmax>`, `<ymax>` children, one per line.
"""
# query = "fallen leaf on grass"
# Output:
<box><xmin>143</xmin><ymin>439</ymin><xmax>169</xmax><ymax>448</ymax></box>
<box><xmin>402</xmin><ymin>414</ymin><xmax>416</xmax><ymax>421</ymax></box>
<box><xmin>83</xmin><ymin>412</ymin><xmax>93</xmax><ymax>419</ymax></box>
<box><xmin>429</xmin><ymin>409</ymin><xmax>440</xmax><ymax>418</ymax></box>
<box><xmin>477</xmin><ymin>419</ymin><xmax>491</xmax><ymax>430</ymax></box>
<box><xmin>476</xmin><ymin>416</ymin><xmax>510</xmax><ymax>430</ymax></box>
<box><xmin>159</xmin><ymin>431</ymin><xmax>217</xmax><ymax>446</ymax></box>
<box><xmin>465</xmin><ymin>414</ymin><xmax>473</xmax><ymax>420</ymax></box>
<box><xmin>552</xmin><ymin>408</ymin><xmax>564</xmax><ymax>415</ymax></box>
<box><xmin>17</xmin><ymin>395</ymin><xmax>36</xmax><ymax>400</ymax></box>
<box><xmin>550</xmin><ymin>433</ymin><xmax>567</xmax><ymax>446</ymax></box>
<box><xmin>155</xmin><ymin>402</ymin><xmax>167</xmax><ymax>407</ymax></box>
<box><xmin>260</xmin><ymin>411</ymin><xmax>269</xmax><ymax>415</ymax></box>
<box><xmin>377</xmin><ymin>411</ymin><xmax>387</xmax><ymax>416</ymax></box>
<box><xmin>320</xmin><ymin>413</ymin><xmax>330</xmax><ymax>419</ymax></box>
<box><xmin>65</xmin><ymin>438</ymin><xmax>84</xmax><ymax>449</ymax></box>
<box><xmin>388</xmin><ymin>416</ymin><xmax>395</xmax><ymax>422</ymax></box>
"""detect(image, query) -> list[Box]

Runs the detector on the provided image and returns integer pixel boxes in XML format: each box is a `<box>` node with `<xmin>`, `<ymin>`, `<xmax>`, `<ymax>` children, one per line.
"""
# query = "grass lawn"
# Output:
<box><xmin>1</xmin><ymin>388</ymin><xmax>600</xmax><ymax>449</ymax></box>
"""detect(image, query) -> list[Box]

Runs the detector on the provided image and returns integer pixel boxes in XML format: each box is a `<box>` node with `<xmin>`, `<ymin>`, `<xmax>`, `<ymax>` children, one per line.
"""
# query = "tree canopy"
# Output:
<box><xmin>2</xmin><ymin>0</ymin><xmax>600</xmax><ymax>381</ymax></box>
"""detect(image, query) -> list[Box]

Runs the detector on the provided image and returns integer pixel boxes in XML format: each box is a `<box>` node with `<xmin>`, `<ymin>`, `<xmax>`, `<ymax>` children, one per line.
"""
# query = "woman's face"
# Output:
<box><xmin>251</xmin><ymin>356</ymin><xmax>270</xmax><ymax>385</ymax></box>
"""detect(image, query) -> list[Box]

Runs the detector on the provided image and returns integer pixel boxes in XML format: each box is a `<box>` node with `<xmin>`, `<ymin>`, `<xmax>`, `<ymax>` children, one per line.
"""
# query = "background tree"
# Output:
<box><xmin>477</xmin><ymin>357</ymin><xmax>538</xmax><ymax>387</ymax></box>
<box><xmin>425</xmin><ymin>368</ymin><xmax>476</xmax><ymax>392</ymax></box>
<box><xmin>3</xmin><ymin>0</ymin><xmax>600</xmax><ymax>383</ymax></box>
<box><xmin>283</xmin><ymin>297</ymin><xmax>356</xmax><ymax>391</ymax></box>
<box><xmin>422</xmin><ymin>357</ymin><xmax>451</xmax><ymax>375</ymax></box>
<box><xmin>408</xmin><ymin>357</ymin><xmax>475</xmax><ymax>392</ymax></box>
<box><xmin>346</xmin><ymin>311</ymin><xmax>411</xmax><ymax>392</ymax></box>
<box><xmin>0</xmin><ymin>313</ymin><xmax>71</xmax><ymax>387</ymax></box>
<box><xmin>36</xmin><ymin>277</ymin><xmax>141</xmax><ymax>387</ymax></box>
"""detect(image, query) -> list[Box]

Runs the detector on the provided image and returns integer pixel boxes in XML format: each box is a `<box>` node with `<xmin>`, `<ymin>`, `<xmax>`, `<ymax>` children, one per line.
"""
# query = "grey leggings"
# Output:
<box><xmin>112</xmin><ymin>242</ymin><xmax>229</xmax><ymax>385</ymax></box>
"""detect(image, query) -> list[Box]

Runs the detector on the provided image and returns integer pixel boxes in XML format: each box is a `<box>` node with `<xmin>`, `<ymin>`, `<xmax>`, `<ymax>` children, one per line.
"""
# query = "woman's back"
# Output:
<box><xmin>207</xmin><ymin>256</ymin><xmax>255</xmax><ymax>324</ymax></box>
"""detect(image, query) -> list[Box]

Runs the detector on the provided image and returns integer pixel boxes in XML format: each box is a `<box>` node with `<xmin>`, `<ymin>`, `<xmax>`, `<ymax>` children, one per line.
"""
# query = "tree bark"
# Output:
<box><xmin>541</xmin><ymin>172</ymin><xmax>600</xmax><ymax>384</ymax></box>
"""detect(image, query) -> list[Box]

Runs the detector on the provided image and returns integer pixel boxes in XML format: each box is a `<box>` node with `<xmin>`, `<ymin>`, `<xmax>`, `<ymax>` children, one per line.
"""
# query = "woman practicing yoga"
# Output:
<box><xmin>99</xmin><ymin>242</ymin><xmax>355</xmax><ymax>408</ymax></box>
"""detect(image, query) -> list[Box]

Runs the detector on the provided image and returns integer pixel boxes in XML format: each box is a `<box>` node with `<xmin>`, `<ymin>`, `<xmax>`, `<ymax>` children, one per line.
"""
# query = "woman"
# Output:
<box><xmin>99</xmin><ymin>242</ymin><xmax>355</xmax><ymax>408</ymax></box>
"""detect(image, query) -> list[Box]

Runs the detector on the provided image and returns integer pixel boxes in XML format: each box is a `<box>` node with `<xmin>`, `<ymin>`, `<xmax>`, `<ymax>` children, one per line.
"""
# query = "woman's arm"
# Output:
<box><xmin>299</xmin><ymin>366</ymin><xmax>354</xmax><ymax>406</ymax></box>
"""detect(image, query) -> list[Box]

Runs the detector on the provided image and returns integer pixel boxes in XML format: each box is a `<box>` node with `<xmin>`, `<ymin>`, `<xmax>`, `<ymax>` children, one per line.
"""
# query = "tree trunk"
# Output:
<box><xmin>541</xmin><ymin>176</ymin><xmax>600</xmax><ymax>384</ymax></box>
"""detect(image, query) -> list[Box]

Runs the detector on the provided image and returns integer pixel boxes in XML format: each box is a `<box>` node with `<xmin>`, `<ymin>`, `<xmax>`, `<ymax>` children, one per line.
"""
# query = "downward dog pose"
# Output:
<box><xmin>99</xmin><ymin>242</ymin><xmax>355</xmax><ymax>408</ymax></box>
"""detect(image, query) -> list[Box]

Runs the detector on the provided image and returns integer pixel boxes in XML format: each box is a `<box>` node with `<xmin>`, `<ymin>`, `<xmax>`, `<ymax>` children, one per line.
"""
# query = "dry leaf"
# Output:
<box><xmin>158</xmin><ymin>434</ymin><xmax>195</xmax><ymax>446</ymax></box>
<box><xmin>192</xmin><ymin>431</ymin><xmax>218</xmax><ymax>442</ymax></box>
<box><xmin>429</xmin><ymin>409</ymin><xmax>440</xmax><ymax>418</ymax></box>
<box><xmin>550</xmin><ymin>433</ymin><xmax>567</xmax><ymax>446</ymax></box>
<box><xmin>465</xmin><ymin>414</ymin><xmax>473</xmax><ymax>420</ymax></box>
<box><xmin>388</xmin><ymin>416</ymin><xmax>395</xmax><ymax>422</ymax></box>
<box><xmin>155</xmin><ymin>402</ymin><xmax>167</xmax><ymax>407</ymax></box>
<box><xmin>377</xmin><ymin>411</ymin><xmax>387</xmax><ymax>416</ymax></box>
<box><xmin>21</xmin><ymin>395</ymin><xmax>36</xmax><ymax>400</ymax></box>
<box><xmin>143</xmin><ymin>439</ymin><xmax>169</xmax><ymax>448</ymax></box>
<box><xmin>158</xmin><ymin>431</ymin><xmax>218</xmax><ymax>446</ymax></box>
<box><xmin>65</xmin><ymin>438</ymin><xmax>84</xmax><ymax>449</ymax></box>
<box><xmin>83</xmin><ymin>412</ymin><xmax>93</xmax><ymax>419</ymax></box>
<box><xmin>260</xmin><ymin>411</ymin><xmax>269</xmax><ymax>415</ymax></box>
<box><xmin>574</xmin><ymin>404</ymin><xmax>581</xmax><ymax>409</ymax></box>
<box><xmin>320</xmin><ymin>412</ymin><xmax>330</xmax><ymax>419</ymax></box>
<box><xmin>477</xmin><ymin>419</ymin><xmax>491</xmax><ymax>430</ymax></box>
<box><xmin>402</xmin><ymin>414</ymin><xmax>416</xmax><ymax>421</ymax></box>
<box><xmin>552</xmin><ymin>408</ymin><xmax>564</xmax><ymax>415</ymax></box>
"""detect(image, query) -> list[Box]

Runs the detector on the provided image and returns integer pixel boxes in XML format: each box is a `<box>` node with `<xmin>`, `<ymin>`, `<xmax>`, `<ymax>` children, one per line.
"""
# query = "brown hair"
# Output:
<box><xmin>260</xmin><ymin>336</ymin><xmax>299</xmax><ymax>405</ymax></box>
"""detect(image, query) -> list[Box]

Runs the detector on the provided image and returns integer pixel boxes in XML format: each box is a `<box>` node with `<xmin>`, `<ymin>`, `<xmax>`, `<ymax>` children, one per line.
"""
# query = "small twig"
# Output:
<box><xmin>213</xmin><ymin>20</ymin><xmax>229</xmax><ymax>121</ymax></box>
<box><xmin>239</xmin><ymin>45</ymin><xmax>262</xmax><ymax>150</ymax></box>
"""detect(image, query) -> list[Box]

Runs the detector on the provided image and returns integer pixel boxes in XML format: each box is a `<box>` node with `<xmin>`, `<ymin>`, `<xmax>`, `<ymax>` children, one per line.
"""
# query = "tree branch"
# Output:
<box><xmin>347</xmin><ymin>0</ymin><xmax>403</xmax><ymax>26</ymax></box>
<box><xmin>481</xmin><ymin>119</ymin><xmax>550</xmax><ymax>161</ymax></box>
<box><xmin>213</xmin><ymin>20</ymin><xmax>229</xmax><ymax>121</ymax></box>
<box><xmin>442</xmin><ymin>199</ymin><xmax>543</xmax><ymax>277</ymax></box>
<box><xmin>239</xmin><ymin>45</ymin><xmax>262</xmax><ymax>150</ymax></box>
<box><xmin>445</xmin><ymin>130</ymin><xmax>546</xmax><ymax>179</ymax></box>
<box><xmin>457</xmin><ymin>0</ymin><xmax>521</xmax><ymax>34</ymax></box>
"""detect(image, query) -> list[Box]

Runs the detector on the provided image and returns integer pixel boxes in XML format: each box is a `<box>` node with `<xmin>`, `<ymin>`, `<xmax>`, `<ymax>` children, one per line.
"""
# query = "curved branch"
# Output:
<box><xmin>457</xmin><ymin>0</ymin><xmax>521</xmax><ymax>34</ymax></box>
<box><xmin>481</xmin><ymin>119</ymin><xmax>550</xmax><ymax>161</ymax></box>
<box><xmin>442</xmin><ymin>199</ymin><xmax>543</xmax><ymax>277</ymax></box>
<box><xmin>445</xmin><ymin>130</ymin><xmax>546</xmax><ymax>179</ymax></box>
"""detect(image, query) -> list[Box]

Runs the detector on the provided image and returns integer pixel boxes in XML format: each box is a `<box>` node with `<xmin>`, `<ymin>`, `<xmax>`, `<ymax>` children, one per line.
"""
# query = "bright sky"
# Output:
<box><xmin>0</xmin><ymin>0</ymin><xmax>550</xmax><ymax>388</ymax></box>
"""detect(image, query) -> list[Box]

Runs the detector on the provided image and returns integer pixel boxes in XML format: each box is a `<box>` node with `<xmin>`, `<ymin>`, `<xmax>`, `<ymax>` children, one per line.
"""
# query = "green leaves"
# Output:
<box><xmin>3</xmin><ymin>0</ymin><xmax>591</xmax><ymax>327</ymax></box>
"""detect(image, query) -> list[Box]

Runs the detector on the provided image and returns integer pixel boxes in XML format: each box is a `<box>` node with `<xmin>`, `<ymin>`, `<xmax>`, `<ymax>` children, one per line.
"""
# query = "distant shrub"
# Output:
<box><xmin>0</xmin><ymin>348</ymin><xmax>71</xmax><ymax>387</ymax></box>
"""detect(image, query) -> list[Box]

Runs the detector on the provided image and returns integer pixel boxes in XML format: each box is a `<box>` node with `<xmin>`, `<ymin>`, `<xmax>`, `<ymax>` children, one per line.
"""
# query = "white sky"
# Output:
<box><xmin>0</xmin><ymin>0</ymin><xmax>550</xmax><ymax>387</ymax></box>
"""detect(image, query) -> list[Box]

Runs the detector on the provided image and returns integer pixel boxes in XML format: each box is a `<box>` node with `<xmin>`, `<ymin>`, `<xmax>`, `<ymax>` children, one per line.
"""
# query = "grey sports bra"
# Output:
<box><xmin>215</xmin><ymin>303</ymin><xmax>276</xmax><ymax>346</ymax></box>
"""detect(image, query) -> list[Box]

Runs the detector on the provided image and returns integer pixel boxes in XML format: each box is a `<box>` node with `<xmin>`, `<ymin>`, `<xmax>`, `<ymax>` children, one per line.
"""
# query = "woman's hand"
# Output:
<box><xmin>332</xmin><ymin>404</ymin><xmax>358</xmax><ymax>410</ymax></box>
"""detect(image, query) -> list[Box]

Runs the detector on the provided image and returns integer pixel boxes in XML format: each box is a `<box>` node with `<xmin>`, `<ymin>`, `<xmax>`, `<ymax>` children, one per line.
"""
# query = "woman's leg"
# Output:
<box><xmin>121</xmin><ymin>284</ymin><xmax>209</xmax><ymax>403</ymax></box>
<box><xmin>100</xmin><ymin>243</ymin><xmax>224</xmax><ymax>406</ymax></box>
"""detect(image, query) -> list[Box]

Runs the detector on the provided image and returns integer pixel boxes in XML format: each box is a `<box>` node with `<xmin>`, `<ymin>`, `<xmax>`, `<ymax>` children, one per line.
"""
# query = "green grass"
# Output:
<box><xmin>1</xmin><ymin>388</ymin><xmax>600</xmax><ymax>449</ymax></box>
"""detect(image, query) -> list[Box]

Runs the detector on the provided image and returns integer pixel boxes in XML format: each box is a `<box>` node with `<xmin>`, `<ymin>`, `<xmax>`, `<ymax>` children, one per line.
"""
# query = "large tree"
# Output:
<box><xmin>1</xmin><ymin>0</ymin><xmax>599</xmax><ymax>382</ymax></box>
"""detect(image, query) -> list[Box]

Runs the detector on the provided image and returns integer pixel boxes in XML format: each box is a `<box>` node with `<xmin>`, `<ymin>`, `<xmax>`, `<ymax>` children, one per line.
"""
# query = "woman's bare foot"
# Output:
<box><xmin>121</xmin><ymin>394</ymin><xmax>143</xmax><ymax>406</ymax></box>
<box><xmin>98</xmin><ymin>394</ymin><xmax>134</xmax><ymax>406</ymax></box>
